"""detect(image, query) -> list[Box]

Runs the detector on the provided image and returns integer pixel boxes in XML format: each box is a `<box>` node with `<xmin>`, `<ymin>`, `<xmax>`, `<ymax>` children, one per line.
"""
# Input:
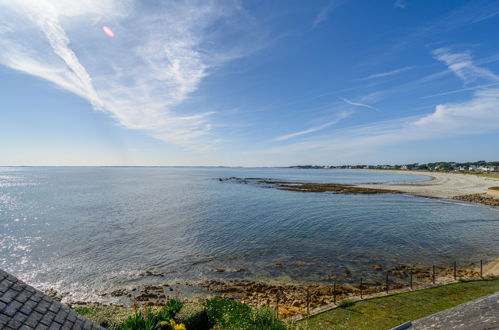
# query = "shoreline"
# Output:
<box><xmin>221</xmin><ymin>171</ymin><xmax>499</xmax><ymax>206</ymax></box>
<box><xmin>9</xmin><ymin>169</ymin><xmax>499</xmax><ymax>319</ymax></box>
<box><xmin>61</xmin><ymin>258</ymin><xmax>499</xmax><ymax>319</ymax></box>
<box><xmin>89</xmin><ymin>172</ymin><xmax>497</xmax><ymax>311</ymax></box>
<box><xmin>352</xmin><ymin>169</ymin><xmax>499</xmax><ymax>204</ymax></box>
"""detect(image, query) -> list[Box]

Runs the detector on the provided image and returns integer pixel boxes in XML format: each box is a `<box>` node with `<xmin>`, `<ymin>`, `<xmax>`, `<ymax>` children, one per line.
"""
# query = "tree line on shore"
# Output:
<box><xmin>290</xmin><ymin>161</ymin><xmax>499</xmax><ymax>172</ymax></box>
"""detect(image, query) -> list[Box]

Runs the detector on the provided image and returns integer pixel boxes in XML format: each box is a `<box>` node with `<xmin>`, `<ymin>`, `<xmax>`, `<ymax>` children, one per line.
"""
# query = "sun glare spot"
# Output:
<box><xmin>102</xmin><ymin>26</ymin><xmax>115</xmax><ymax>38</ymax></box>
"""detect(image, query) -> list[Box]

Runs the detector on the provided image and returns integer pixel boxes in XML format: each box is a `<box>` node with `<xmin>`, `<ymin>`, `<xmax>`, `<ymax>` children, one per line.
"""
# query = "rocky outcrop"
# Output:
<box><xmin>454</xmin><ymin>193</ymin><xmax>499</xmax><ymax>206</ymax></box>
<box><xmin>219</xmin><ymin>177</ymin><xmax>401</xmax><ymax>194</ymax></box>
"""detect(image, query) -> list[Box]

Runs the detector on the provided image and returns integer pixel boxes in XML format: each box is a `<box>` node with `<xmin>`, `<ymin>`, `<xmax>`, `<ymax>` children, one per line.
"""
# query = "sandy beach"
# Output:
<box><xmin>354</xmin><ymin>170</ymin><xmax>499</xmax><ymax>199</ymax></box>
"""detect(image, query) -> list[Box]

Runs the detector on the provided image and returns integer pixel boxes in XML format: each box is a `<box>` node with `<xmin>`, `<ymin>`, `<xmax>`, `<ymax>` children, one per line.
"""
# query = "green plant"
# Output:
<box><xmin>74</xmin><ymin>306</ymin><xmax>133</xmax><ymax>329</ymax></box>
<box><xmin>122</xmin><ymin>308</ymin><xmax>158</xmax><ymax>330</ymax></box>
<box><xmin>206</xmin><ymin>297</ymin><xmax>251</xmax><ymax>328</ymax></box>
<box><xmin>157</xmin><ymin>299</ymin><xmax>183</xmax><ymax>321</ymax></box>
<box><xmin>338</xmin><ymin>299</ymin><xmax>356</xmax><ymax>308</ymax></box>
<box><xmin>120</xmin><ymin>300</ymin><xmax>188</xmax><ymax>330</ymax></box>
<box><xmin>205</xmin><ymin>297</ymin><xmax>286</xmax><ymax>330</ymax></box>
<box><xmin>250</xmin><ymin>306</ymin><xmax>286</xmax><ymax>330</ymax></box>
<box><xmin>175</xmin><ymin>302</ymin><xmax>210</xmax><ymax>330</ymax></box>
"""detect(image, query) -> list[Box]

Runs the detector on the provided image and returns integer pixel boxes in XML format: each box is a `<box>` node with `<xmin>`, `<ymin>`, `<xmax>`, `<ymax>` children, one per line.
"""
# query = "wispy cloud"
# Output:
<box><xmin>265</xmin><ymin>88</ymin><xmax>499</xmax><ymax>156</ymax></box>
<box><xmin>359</xmin><ymin>66</ymin><xmax>414</xmax><ymax>81</ymax></box>
<box><xmin>313</xmin><ymin>0</ymin><xmax>347</xmax><ymax>28</ymax></box>
<box><xmin>0</xmin><ymin>0</ymin><xmax>259</xmax><ymax>148</ymax></box>
<box><xmin>341</xmin><ymin>98</ymin><xmax>379</xmax><ymax>111</ymax></box>
<box><xmin>433</xmin><ymin>48</ymin><xmax>499</xmax><ymax>84</ymax></box>
<box><xmin>394</xmin><ymin>49</ymin><xmax>499</xmax><ymax>100</ymax></box>
<box><xmin>394</xmin><ymin>0</ymin><xmax>405</xmax><ymax>9</ymax></box>
<box><xmin>273</xmin><ymin>110</ymin><xmax>352</xmax><ymax>142</ymax></box>
<box><xmin>391</xmin><ymin>2</ymin><xmax>499</xmax><ymax>52</ymax></box>
<box><xmin>264</xmin><ymin>49</ymin><xmax>499</xmax><ymax>157</ymax></box>
<box><xmin>421</xmin><ymin>82</ymin><xmax>499</xmax><ymax>99</ymax></box>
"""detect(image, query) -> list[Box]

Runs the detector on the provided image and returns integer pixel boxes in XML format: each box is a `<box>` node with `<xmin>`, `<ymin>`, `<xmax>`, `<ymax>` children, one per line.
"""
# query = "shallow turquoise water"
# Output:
<box><xmin>0</xmin><ymin>167</ymin><xmax>497</xmax><ymax>302</ymax></box>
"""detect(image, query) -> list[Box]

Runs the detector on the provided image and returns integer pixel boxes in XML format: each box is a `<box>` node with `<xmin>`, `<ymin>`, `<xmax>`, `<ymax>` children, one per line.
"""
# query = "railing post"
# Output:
<box><xmin>333</xmin><ymin>282</ymin><xmax>337</xmax><ymax>305</ymax></box>
<box><xmin>480</xmin><ymin>259</ymin><xmax>483</xmax><ymax>279</ymax></box>
<box><xmin>360</xmin><ymin>278</ymin><xmax>363</xmax><ymax>299</ymax></box>
<box><xmin>385</xmin><ymin>272</ymin><xmax>389</xmax><ymax>294</ymax></box>
<box><xmin>454</xmin><ymin>261</ymin><xmax>457</xmax><ymax>280</ymax></box>
<box><xmin>409</xmin><ymin>271</ymin><xmax>413</xmax><ymax>290</ymax></box>
<box><xmin>275</xmin><ymin>292</ymin><xmax>280</xmax><ymax>318</ymax></box>
<box><xmin>432</xmin><ymin>265</ymin><xmax>435</xmax><ymax>284</ymax></box>
<box><xmin>306</xmin><ymin>288</ymin><xmax>310</xmax><ymax>316</ymax></box>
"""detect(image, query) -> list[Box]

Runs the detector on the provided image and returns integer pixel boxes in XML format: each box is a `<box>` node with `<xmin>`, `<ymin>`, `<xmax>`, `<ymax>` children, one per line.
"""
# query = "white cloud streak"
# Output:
<box><xmin>392</xmin><ymin>2</ymin><xmax>499</xmax><ymax>51</ymax></box>
<box><xmin>313</xmin><ymin>0</ymin><xmax>347</xmax><ymax>28</ymax></box>
<box><xmin>265</xmin><ymin>88</ymin><xmax>499</xmax><ymax>156</ymax></box>
<box><xmin>359</xmin><ymin>66</ymin><xmax>414</xmax><ymax>81</ymax></box>
<box><xmin>273</xmin><ymin>110</ymin><xmax>352</xmax><ymax>142</ymax></box>
<box><xmin>0</xmin><ymin>0</ymin><xmax>256</xmax><ymax>148</ymax></box>
<box><xmin>421</xmin><ymin>82</ymin><xmax>499</xmax><ymax>99</ymax></box>
<box><xmin>264</xmin><ymin>50</ymin><xmax>499</xmax><ymax>157</ymax></box>
<box><xmin>394</xmin><ymin>0</ymin><xmax>405</xmax><ymax>9</ymax></box>
<box><xmin>341</xmin><ymin>98</ymin><xmax>379</xmax><ymax>111</ymax></box>
<box><xmin>433</xmin><ymin>48</ymin><xmax>499</xmax><ymax>84</ymax></box>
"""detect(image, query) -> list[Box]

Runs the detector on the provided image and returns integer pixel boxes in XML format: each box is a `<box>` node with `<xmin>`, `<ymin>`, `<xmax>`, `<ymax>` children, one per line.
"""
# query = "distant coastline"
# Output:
<box><xmin>351</xmin><ymin>169</ymin><xmax>499</xmax><ymax>206</ymax></box>
<box><xmin>289</xmin><ymin>160</ymin><xmax>499</xmax><ymax>173</ymax></box>
<box><xmin>223</xmin><ymin>169</ymin><xmax>499</xmax><ymax>205</ymax></box>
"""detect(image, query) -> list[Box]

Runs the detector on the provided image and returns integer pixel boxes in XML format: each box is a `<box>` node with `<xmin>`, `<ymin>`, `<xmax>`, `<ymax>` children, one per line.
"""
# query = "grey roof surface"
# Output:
<box><xmin>0</xmin><ymin>269</ymin><xmax>103</xmax><ymax>330</ymax></box>
<box><xmin>410</xmin><ymin>291</ymin><xmax>499</xmax><ymax>329</ymax></box>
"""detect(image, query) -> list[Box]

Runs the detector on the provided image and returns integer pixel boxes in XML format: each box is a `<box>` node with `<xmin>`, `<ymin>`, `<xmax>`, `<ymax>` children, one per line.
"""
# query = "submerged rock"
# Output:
<box><xmin>44</xmin><ymin>288</ymin><xmax>62</xmax><ymax>301</ymax></box>
<box><xmin>212</xmin><ymin>268</ymin><xmax>226</xmax><ymax>272</ymax></box>
<box><xmin>110</xmin><ymin>289</ymin><xmax>128</xmax><ymax>297</ymax></box>
<box><xmin>139</xmin><ymin>270</ymin><xmax>166</xmax><ymax>277</ymax></box>
<box><xmin>290</xmin><ymin>260</ymin><xmax>310</xmax><ymax>266</ymax></box>
<box><xmin>342</xmin><ymin>267</ymin><xmax>352</xmax><ymax>276</ymax></box>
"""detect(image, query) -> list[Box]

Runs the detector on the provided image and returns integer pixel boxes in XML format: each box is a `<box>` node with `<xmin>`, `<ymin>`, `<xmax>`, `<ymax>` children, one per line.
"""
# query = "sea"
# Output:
<box><xmin>0</xmin><ymin>167</ymin><xmax>498</xmax><ymax>302</ymax></box>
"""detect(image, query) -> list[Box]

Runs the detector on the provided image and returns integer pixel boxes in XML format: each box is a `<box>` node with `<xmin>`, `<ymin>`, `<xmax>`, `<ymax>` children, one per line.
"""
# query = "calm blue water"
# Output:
<box><xmin>0</xmin><ymin>167</ymin><xmax>498</xmax><ymax>302</ymax></box>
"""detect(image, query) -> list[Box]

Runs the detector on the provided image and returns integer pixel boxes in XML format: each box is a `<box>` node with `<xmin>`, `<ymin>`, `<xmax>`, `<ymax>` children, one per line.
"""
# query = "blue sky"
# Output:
<box><xmin>1</xmin><ymin>0</ymin><xmax>499</xmax><ymax>166</ymax></box>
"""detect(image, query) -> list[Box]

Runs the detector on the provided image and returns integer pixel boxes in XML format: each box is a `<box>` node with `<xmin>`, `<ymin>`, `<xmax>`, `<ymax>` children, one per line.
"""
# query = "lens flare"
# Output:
<box><xmin>102</xmin><ymin>26</ymin><xmax>115</xmax><ymax>38</ymax></box>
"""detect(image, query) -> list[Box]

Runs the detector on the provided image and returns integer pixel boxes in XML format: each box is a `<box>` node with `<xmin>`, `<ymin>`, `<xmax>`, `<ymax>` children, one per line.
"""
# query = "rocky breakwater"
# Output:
<box><xmin>219</xmin><ymin>177</ymin><xmax>402</xmax><ymax>194</ymax></box>
<box><xmin>454</xmin><ymin>189</ymin><xmax>499</xmax><ymax>206</ymax></box>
